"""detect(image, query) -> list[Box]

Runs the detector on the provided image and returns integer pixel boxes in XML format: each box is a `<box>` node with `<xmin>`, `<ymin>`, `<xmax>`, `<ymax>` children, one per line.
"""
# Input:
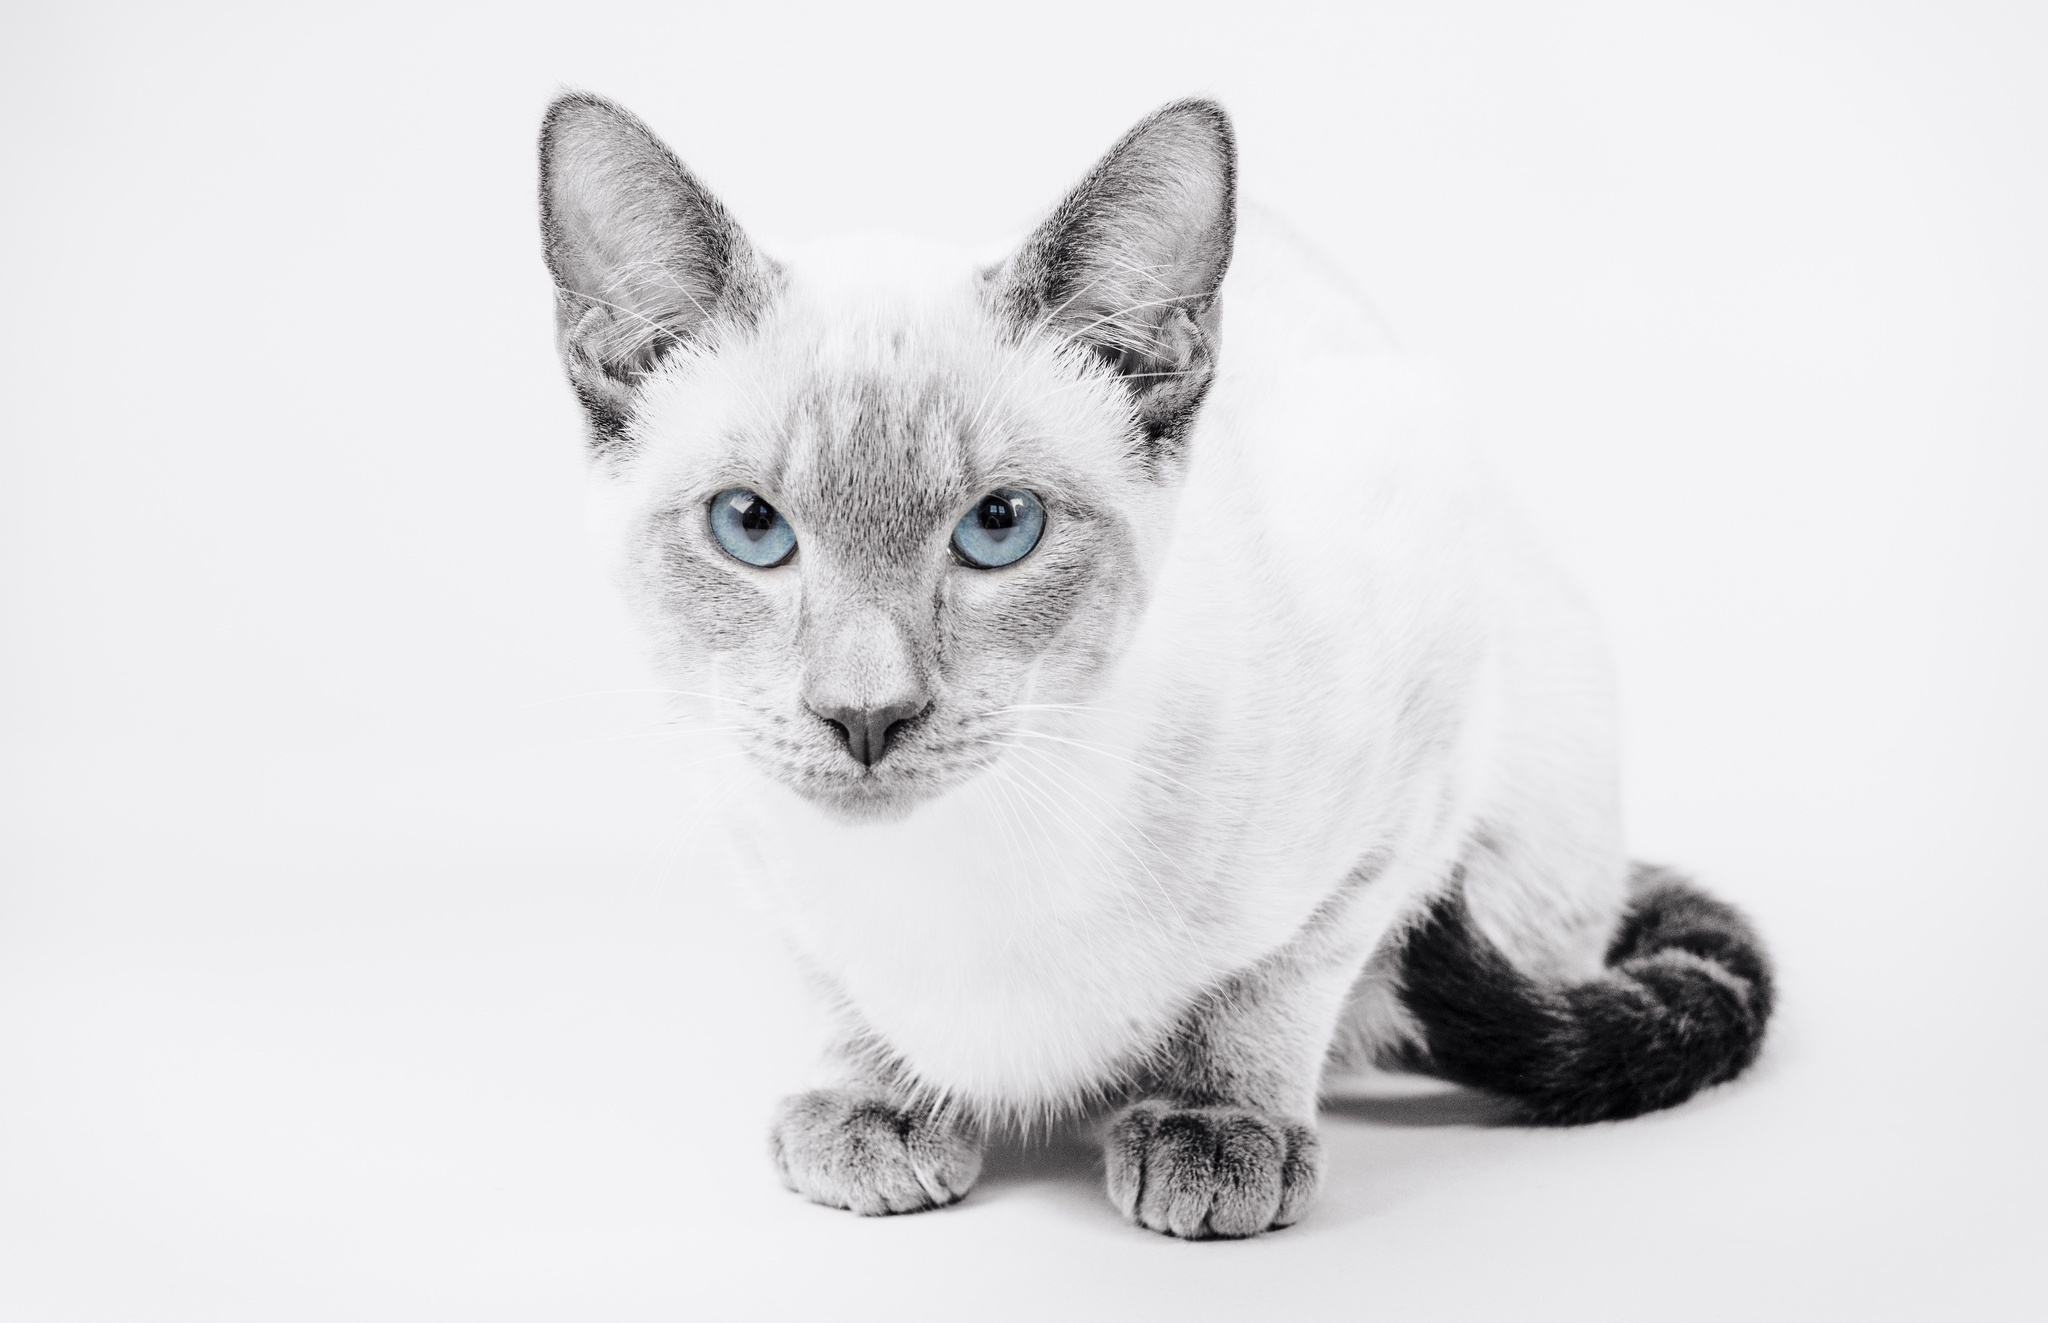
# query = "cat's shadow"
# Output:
<box><xmin>973</xmin><ymin>1078</ymin><xmax>1515</xmax><ymax>1218</ymax></box>
<box><xmin>1319</xmin><ymin>1087</ymin><xmax>1520</xmax><ymax>1128</ymax></box>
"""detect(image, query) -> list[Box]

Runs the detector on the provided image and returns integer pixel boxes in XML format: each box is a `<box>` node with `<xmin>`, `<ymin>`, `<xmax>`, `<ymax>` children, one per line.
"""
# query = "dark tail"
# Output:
<box><xmin>1395</xmin><ymin>864</ymin><xmax>1774</xmax><ymax>1125</ymax></box>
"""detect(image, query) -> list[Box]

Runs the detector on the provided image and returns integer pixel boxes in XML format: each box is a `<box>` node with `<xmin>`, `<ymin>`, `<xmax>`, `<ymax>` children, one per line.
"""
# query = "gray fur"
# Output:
<box><xmin>617</xmin><ymin>352</ymin><xmax>1151</xmax><ymax>821</ymax></box>
<box><xmin>770</xmin><ymin>1090</ymin><xmax>982</xmax><ymax>1216</ymax></box>
<box><xmin>1089</xmin><ymin>862</ymin><xmax>1373</xmax><ymax>1236</ymax></box>
<box><xmin>1106</xmin><ymin>1102</ymin><xmax>1322</xmax><ymax>1239</ymax></box>
<box><xmin>539</xmin><ymin>92</ymin><xmax>779</xmax><ymax>450</ymax></box>
<box><xmin>990</xmin><ymin>99</ymin><xmax>1236</xmax><ymax>468</ymax></box>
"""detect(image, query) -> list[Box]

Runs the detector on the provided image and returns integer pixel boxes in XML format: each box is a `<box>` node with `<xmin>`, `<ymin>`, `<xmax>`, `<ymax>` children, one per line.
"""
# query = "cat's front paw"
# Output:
<box><xmin>1104</xmin><ymin>1100</ymin><xmax>1324</xmax><ymax>1239</ymax></box>
<box><xmin>770</xmin><ymin>1090</ymin><xmax>982</xmax><ymax>1216</ymax></box>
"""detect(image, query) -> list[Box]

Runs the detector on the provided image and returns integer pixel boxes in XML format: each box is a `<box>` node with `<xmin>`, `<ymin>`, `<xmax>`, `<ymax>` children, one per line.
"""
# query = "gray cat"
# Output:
<box><xmin>536</xmin><ymin>93</ymin><xmax>1773</xmax><ymax>1239</ymax></box>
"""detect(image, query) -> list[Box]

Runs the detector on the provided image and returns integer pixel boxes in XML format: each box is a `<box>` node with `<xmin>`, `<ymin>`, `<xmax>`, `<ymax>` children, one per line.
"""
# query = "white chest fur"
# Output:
<box><xmin>724</xmin><ymin>741</ymin><xmax>1379</xmax><ymax>1109</ymax></box>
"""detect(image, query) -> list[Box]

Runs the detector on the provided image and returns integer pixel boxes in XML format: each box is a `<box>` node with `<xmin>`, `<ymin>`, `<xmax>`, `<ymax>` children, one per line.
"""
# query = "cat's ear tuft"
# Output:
<box><xmin>993</xmin><ymin>99</ymin><xmax>1237</xmax><ymax>466</ymax></box>
<box><xmin>539</xmin><ymin>92</ymin><xmax>774</xmax><ymax>451</ymax></box>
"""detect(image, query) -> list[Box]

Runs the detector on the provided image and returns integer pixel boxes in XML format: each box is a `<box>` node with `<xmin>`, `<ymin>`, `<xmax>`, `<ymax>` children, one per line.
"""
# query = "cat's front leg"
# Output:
<box><xmin>1105</xmin><ymin>951</ymin><xmax>1359</xmax><ymax>1239</ymax></box>
<box><xmin>770</xmin><ymin>1088</ymin><xmax>982</xmax><ymax>1216</ymax></box>
<box><xmin>1105</xmin><ymin>1100</ymin><xmax>1323</xmax><ymax>1238</ymax></box>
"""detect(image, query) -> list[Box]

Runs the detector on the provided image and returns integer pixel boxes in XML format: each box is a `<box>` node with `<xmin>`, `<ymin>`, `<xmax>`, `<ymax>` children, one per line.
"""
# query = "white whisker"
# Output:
<box><xmin>1006</xmin><ymin>727</ymin><xmax>1256</xmax><ymax>829</ymax></box>
<box><xmin>978</xmin><ymin>738</ymin><xmax>1197</xmax><ymax>946</ymax></box>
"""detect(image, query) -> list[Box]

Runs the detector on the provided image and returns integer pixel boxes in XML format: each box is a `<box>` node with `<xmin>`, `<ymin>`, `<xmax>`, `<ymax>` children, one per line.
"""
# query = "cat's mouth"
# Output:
<box><xmin>778</xmin><ymin>714</ymin><xmax>985</xmax><ymax>821</ymax></box>
<box><xmin>790</xmin><ymin>762</ymin><xmax>936</xmax><ymax>822</ymax></box>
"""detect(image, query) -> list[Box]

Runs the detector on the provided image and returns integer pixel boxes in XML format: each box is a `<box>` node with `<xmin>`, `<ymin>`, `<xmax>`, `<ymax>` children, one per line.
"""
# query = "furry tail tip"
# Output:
<box><xmin>1395</xmin><ymin>864</ymin><xmax>1774</xmax><ymax>1126</ymax></box>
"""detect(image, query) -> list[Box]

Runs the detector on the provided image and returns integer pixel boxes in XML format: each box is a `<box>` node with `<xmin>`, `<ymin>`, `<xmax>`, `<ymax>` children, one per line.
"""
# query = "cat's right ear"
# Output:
<box><xmin>539</xmin><ymin>93</ymin><xmax>774</xmax><ymax>451</ymax></box>
<box><xmin>991</xmin><ymin>100</ymin><xmax>1237</xmax><ymax>470</ymax></box>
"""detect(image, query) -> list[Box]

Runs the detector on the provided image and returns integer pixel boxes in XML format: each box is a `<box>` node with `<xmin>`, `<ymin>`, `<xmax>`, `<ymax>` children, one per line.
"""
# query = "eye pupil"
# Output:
<box><xmin>740</xmin><ymin>497</ymin><xmax>776</xmax><ymax>540</ymax></box>
<box><xmin>977</xmin><ymin>495</ymin><xmax>1016</xmax><ymax>540</ymax></box>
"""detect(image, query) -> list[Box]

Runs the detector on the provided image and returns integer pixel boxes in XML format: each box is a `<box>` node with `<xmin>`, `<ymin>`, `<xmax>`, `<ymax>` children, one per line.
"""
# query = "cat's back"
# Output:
<box><xmin>1183</xmin><ymin>206</ymin><xmax>1499</xmax><ymax>655</ymax></box>
<box><xmin>1223</xmin><ymin>204</ymin><xmax>1399</xmax><ymax>363</ymax></box>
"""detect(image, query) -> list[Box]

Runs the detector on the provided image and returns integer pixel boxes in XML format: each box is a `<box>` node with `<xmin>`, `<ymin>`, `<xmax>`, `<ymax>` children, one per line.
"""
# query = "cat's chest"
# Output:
<box><xmin>726</xmin><ymin>761</ymin><xmax>1327</xmax><ymax>1108</ymax></box>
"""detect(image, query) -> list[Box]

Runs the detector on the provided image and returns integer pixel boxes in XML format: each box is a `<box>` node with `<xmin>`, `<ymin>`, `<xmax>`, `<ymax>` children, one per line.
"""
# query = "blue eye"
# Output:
<box><xmin>951</xmin><ymin>488</ymin><xmax>1045</xmax><ymax>569</ymax></box>
<box><xmin>708</xmin><ymin>487</ymin><xmax>797</xmax><ymax>567</ymax></box>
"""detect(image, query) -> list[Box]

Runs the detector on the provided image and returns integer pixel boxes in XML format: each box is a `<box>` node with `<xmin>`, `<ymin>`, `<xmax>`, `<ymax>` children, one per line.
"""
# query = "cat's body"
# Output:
<box><xmin>705</xmin><ymin>208</ymin><xmax>1619</xmax><ymax>1110</ymax></box>
<box><xmin>540</xmin><ymin>95</ymin><xmax>1772</xmax><ymax>1237</ymax></box>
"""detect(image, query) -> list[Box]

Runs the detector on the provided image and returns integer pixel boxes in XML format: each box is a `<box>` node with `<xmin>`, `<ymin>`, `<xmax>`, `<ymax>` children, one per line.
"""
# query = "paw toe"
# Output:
<box><xmin>1104</xmin><ymin>1102</ymin><xmax>1322</xmax><ymax>1239</ymax></box>
<box><xmin>771</xmin><ymin>1090</ymin><xmax>981</xmax><ymax>1216</ymax></box>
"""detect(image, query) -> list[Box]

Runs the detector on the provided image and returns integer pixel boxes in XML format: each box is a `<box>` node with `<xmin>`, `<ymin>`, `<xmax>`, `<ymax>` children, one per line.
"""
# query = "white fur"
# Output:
<box><xmin>586</xmin><ymin>205</ymin><xmax>1627</xmax><ymax>1121</ymax></box>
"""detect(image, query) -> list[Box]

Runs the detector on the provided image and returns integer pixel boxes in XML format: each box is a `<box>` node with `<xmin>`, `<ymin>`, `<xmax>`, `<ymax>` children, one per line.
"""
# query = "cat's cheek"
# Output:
<box><xmin>934</xmin><ymin>564</ymin><xmax>1141</xmax><ymax>715</ymax></box>
<box><xmin>1021</xmin><ymin>528</ymin><xmax>1148</xmax><ymax>688</ymax></box>
<box><xmin>1055</xmin><ymin>583</ymin><xmax>1147</xmax><ymax>694</ymax></box>
<box><xmin>637</xmin><ymin>534</ymin><xmax>800</xmax><ymax>667</ymax></box>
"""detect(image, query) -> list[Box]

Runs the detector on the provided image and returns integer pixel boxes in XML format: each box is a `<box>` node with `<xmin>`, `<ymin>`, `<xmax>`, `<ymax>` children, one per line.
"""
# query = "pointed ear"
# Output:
<box><xmin>992</xmin><ymin>99</ymin><xmax>1237</xmax><ymax>464</ymax></box>
<box><xmin>539</xmin><ymin>93</ymin><xmax>775</xmax><ymax>450</ymax></box>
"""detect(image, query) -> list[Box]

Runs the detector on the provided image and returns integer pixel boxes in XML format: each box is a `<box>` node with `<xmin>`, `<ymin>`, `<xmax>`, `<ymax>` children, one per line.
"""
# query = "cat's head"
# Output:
<box><xmin>539</xmin><ymin>94</ymin><xmax>1235</xmax><ymax>820</ymax></box>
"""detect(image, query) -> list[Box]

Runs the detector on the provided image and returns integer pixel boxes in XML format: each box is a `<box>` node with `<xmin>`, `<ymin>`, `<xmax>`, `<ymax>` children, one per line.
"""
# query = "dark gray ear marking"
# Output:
<box><xmin>990</xmin><ymin>99</ymin><xmax>1238</xmax><ymax>472</ymax></box>
<box><xmin>538</xmin><ymin>92</ymin><xmax>777</xmax><ymax>453</ymax></box>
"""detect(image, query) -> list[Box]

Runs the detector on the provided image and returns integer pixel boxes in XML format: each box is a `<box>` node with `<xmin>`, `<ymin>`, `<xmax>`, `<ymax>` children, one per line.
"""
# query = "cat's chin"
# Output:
<box><xmin>783</xmin><ymin>772</ymin><xmax>937</xmax><ymax>825</ymax></box>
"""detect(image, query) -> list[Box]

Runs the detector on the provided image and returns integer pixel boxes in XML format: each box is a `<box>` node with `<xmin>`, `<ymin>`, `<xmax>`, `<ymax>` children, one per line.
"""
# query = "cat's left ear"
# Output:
<box><xmin>539</xmin><ymin>92</ymin><xmax>776</xmax><ymax>452</ymax></box>
<box><xmin>992</xmin><ymin>100</ymin><xmax>1237</xmax><ymax>466</ymax></box>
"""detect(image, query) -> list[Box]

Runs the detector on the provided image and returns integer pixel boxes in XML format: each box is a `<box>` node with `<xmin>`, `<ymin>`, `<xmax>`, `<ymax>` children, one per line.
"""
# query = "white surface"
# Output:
<box><xmin>2</xmin><ymin>3</ymin><xmax>2043</xmax><ymax>1319</ymax></box>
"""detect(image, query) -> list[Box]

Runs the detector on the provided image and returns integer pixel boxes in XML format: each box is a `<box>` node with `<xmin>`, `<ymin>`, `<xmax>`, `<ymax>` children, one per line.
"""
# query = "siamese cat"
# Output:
<box><xmin>536</xmin><ymin>93</ymin><xmax>1773</xmax><ymax>1239</ymax></box>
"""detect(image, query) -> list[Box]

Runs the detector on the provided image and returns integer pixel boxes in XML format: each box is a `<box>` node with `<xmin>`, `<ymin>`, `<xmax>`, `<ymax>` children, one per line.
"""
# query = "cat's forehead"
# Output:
<box><xmin>771</xmin><ymin>358</ymin><xmax>975</xmax><ymax>564</ymax></box>
<box><xmin>731</xmin><ymin>256</ymin><xmax>1047</xmax><ymax>489</ymax></box>
<box><xmin>627</xmin><ymin>236</ymin><xmax>1137</xmax><ymax>547</ymax></box>
<box><xmin>747</xmin><ymin>272</ymin><xmax>1004</xmax><ymax>503</ymax></box>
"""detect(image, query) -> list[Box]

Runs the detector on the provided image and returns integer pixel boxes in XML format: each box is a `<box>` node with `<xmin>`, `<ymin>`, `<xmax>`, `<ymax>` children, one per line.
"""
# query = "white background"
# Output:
<box><xmin>2</xmin><ymin>2</ymin><xmax>2043</xmax><ymax>1319</ymax></box>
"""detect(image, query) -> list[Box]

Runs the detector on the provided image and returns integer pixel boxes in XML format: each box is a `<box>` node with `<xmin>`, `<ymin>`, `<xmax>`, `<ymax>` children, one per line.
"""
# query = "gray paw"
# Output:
<box><xmin>770</xmin><ymin>1090</ymin><xmax>982</xmax><ymax>1216</ymax></box>
<box><xmin>1104</xmin><ymin>1100</ymin><xmax>1324</xmax><ymax>1238</ymax></box>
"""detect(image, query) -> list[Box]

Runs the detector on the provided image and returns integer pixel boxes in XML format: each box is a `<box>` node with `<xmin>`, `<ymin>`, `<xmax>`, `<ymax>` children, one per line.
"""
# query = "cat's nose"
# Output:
<box><xmin>815</xmin><ymin>698</ymin><xmax>928</xmax><ymax>767</ymax></box>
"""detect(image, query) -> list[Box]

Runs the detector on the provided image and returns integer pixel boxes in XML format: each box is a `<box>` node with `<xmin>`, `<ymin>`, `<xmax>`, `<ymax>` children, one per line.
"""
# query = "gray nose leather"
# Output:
<box><xmin>817</xmin><ymin>699</ymin><xmax>925</xmax><ymax>766</ymax></box>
